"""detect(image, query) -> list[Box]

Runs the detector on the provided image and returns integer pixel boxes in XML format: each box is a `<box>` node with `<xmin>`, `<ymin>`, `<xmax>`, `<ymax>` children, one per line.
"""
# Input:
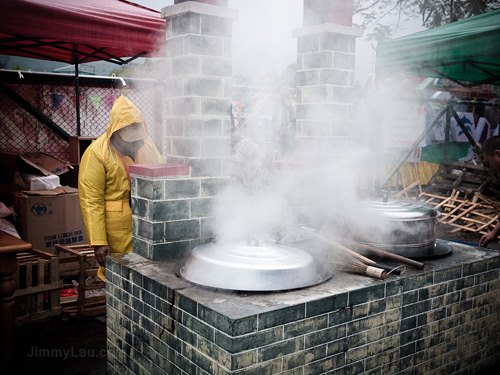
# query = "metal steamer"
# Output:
<box><xmin>348</xmin><ymin>198</ymin><xmax>452</xmax><ymax>259</ymax></box>
<box><xmin>179</xmin><ymin>198</ymin><xmax>451</xmax><ymax>291</ymax></box>
<box><xmin>179</xmin><ymin>238</ymin><xmax>333</xmax><ymax>292</ymax></box>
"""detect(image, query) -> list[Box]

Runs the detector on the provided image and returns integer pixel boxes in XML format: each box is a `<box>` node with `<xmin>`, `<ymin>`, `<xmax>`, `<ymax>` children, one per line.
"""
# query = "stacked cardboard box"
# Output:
<box><xmin>0</xmin><ymin>153</ymin><xmax>89</xmax><ymax>273</ymax></box>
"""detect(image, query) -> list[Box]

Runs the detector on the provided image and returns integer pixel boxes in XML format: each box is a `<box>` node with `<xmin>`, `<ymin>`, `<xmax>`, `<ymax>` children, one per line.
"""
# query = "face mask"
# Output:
<box><xmin>111</xmin><ymin>134</ymin><xmax>145</xmax><ymax>159</ymax></box>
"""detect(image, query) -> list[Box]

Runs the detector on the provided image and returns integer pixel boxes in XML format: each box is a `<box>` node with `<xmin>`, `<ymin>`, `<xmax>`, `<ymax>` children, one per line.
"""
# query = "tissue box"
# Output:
<box><xmin>20</xmin><ymin>173</ymin><xmax>61</xmax><ymax>191</ymax></box>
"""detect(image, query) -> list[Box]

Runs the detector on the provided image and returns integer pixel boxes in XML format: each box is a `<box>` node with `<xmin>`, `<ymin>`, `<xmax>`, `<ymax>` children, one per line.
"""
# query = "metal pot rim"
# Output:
<box><xmin>180</xmin><ymin>240</ymin><xmax>332</xmax><ymax>291</ymax></box>
<box><xmin>356</xmin><ymin>198</ymin><xmax>438</xmax><ymax>220</ymax></box>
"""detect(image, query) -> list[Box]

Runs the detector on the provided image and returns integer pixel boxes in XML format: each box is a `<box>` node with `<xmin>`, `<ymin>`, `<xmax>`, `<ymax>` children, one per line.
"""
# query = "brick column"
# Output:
<box><xmin>293</xmin><ymin>0</ymin><xmax>362</xmax><ymax>158</ymax></box>
<box><xmin>130</xmin><ymin>163</ymin><xmax>228</xmax><ymax>260</ymax></box>
<box><xmin>303</xmin><ymin>0</ymin><xmax>353</xmax><ymax>27</ymax></box>
<box><xmin>268</xmin><ymin>0</ymin><xmax>362</xmax><ymax>232</ymax></box>
<box><xmin>161</xmin><ymin>2</ymin><xmax>238</xmax><ymax>178</ymax></box>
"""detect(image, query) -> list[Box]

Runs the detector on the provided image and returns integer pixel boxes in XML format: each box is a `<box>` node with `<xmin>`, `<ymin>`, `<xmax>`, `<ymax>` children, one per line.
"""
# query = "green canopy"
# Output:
<box><xmin>376</xmin><ymin>9</ymin><xmax>500</xmax><ymax>87</ymax></box>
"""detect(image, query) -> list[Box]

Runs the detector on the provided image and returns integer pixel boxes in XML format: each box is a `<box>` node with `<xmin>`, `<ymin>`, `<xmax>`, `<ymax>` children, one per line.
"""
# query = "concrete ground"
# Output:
<box><xmin>0</xmin><ymin>222</ymin><xmax>499</xmax><ymax>375</ymax></box>
<box><xmin>1</xmin><ymin>314</ymin><xmax>107</xmax><ymax>375</ymax></box>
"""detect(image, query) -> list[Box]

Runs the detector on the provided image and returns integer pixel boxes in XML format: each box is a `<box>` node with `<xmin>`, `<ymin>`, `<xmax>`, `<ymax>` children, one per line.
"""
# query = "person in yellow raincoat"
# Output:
<box><xmin>78</xmin><ymin>95</ymin><xmax>165</xmax><ymax>281</ymax></box>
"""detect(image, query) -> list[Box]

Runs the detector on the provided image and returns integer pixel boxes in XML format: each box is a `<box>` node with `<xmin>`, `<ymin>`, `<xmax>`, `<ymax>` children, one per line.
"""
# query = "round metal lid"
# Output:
<box><xmin>180</xmin><ymin>240</ymin><xmax>330</xmax><ymax>291</ymax></box>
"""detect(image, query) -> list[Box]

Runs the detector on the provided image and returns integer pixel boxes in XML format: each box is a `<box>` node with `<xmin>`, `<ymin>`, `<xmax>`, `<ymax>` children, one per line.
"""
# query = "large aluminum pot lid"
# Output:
<box><xmin>355</xmin><ymin>198</ymin><xmax>438</xmax><ymax>221</ymax></box>
<box><xmin>180</xmin><ymin>240</ymin><xmax>328</xmax><ymax>291</ymax></box>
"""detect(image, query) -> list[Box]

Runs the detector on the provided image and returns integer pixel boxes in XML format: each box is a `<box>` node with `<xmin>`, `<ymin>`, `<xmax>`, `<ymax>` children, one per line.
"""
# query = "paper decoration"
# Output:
<box><xmin>104</xmin><ymin>94</ymin><xmax>116</xmax><ymax>108</ymax></box>
<box><xmin>90</xmin><ymin>95</ymin><xmax>101</xmax><ymax>111</ymax></box>
<box><xmin>52</xmin><ymin>94</ymin><xmax>64</xmax><ymax>110</ymax></box>
<box><xmin>70</xmin><ymin>95</ymin><xmax>83</xmax><ymax>107</ymax></box>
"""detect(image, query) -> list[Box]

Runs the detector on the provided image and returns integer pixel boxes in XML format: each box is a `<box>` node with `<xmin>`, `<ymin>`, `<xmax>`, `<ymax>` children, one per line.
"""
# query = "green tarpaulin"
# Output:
<box><xmin>376</xmin><ymin>9</ymin><xmax>500</xmax><ymax>87</ymax></box>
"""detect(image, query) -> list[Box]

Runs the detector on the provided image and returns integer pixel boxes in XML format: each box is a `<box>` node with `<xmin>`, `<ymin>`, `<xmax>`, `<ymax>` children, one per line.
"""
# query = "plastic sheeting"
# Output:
<box><xmin>376</xmin><ymin>9</ymin><xmax>500</xmax><ymax>87</ymax></box>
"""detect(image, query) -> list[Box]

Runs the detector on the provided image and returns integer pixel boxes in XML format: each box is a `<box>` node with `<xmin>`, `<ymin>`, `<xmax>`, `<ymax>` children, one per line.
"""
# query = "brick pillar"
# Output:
<box><xmin>293</xmin><ymin>0</ymin><xmax>362</xmax><ymax>158</ymax></box>
<box><xmin>269</xmin><ymin>0</ymin><xmax>362</xmax><ymax>232</ymax></box>
<box><xmin>161</xmin><ymin>2</ymin><xmax>238</xmax><ymax>178</ymax></box>
<box><xmin>130</xmin><ymin>163</ymin><xmax>228</xmax><ymax>260</ymax></box>
<box><xmin>303</xmin><ymin>0</ymin><xmax>353</xmax><ymax>27</ymax></box>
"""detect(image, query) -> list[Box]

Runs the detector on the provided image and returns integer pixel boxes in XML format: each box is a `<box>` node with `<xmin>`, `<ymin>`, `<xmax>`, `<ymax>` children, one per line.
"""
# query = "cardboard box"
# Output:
<box><xmin>17</xmin><ymin>152</ymin><xmax>73</xmax><ymax>176</ymax></box>
<box><xmin>12</xmin><ymin>187</ymin><xmax>88</xmax><ymax>253</ymax></box>
<box><xmin>1</xmin><ymin>152</ymin><xmax>74</xmax><ymax>205</ymax></box>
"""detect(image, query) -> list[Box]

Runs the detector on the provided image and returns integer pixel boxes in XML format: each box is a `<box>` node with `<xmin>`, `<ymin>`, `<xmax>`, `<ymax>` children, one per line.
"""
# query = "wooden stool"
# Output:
<box><xmin>14</xmin><ymin>249</ymin><xmax>61</xmax><ymax>325</ymax></box>
<box><xmin>55</xmin><ymin>244</ymin><xmax>105</xmax><ymax>319</ymax></box>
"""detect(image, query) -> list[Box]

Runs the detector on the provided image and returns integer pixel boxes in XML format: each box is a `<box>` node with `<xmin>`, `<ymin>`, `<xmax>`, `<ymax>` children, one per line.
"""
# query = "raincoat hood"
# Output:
<box><xmin>106</xmin><ymin>95</ymin><xmax>147</xmax><ymax>143</ymax></box>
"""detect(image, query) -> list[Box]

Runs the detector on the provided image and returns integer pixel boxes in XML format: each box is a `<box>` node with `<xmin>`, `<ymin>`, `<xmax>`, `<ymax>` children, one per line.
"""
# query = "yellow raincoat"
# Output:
<box><xmin>78</xmin><ymin>95</ymin><xmax>165</xmax><ymax>280</ymax></box>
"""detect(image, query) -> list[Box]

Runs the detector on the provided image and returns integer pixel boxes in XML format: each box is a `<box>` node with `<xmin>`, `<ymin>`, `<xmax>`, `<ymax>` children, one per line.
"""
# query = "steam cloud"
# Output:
<box><xmin>128</xmin><ymin>0</ymin><xmax>434</xmax><ymax>253</ymax></box>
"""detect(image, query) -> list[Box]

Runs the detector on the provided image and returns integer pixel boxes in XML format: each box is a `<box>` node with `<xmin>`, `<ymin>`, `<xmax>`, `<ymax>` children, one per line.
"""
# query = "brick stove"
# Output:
<box><xmin>106</xmin><ymin>164</ymin><xmax>500</xmax><ymax>375</ymax></box>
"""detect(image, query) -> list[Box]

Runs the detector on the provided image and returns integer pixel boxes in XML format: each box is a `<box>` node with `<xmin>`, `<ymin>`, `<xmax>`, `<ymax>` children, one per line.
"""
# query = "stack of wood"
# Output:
<box><xmin>395</xmin><ymin>160</ymin><xmax>500</xmax><ymax>235</ymax></box>
<box><xmin>421</xmin><ymin>189</ymin><xmax>500</xmax><ymax>234</ymax></box>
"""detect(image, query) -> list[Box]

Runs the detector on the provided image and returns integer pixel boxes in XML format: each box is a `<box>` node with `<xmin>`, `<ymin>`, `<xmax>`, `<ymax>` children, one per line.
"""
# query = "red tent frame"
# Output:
<box><xmin>0</xmin><ymin>0</ymin><xmax>166</xmax><ymax>135</ymax></box>
<box><xmin>0</xmin><ymin>0</ymin><xmax>166</xmax><ymax>65</ymax></box>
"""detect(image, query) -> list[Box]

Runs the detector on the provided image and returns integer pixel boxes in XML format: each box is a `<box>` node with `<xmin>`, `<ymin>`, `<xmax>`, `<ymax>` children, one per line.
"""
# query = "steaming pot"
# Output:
<box><xmin>348</xmin><ymin>198</ymin><xmax>442</xmax><ymax>258</ymax></box>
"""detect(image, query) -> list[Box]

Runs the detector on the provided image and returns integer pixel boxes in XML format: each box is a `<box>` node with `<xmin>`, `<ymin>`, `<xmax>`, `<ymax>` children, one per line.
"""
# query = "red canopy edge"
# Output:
<box><xmin>0</xmin><ymin>0</ymin><xmax>166</xmax><ymax>64</ymax></box>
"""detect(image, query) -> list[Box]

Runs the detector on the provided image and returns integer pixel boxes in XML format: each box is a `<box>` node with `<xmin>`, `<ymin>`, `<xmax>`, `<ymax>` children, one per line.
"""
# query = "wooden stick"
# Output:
<box><xmin>474</xmin><ymin>216</ymin><xmax>498</xmax><ymax>232</ymax></box>
<box><xmin>433</xmin><ymin>194</ymin><xmax>456</xmax><ymax>210</ymax></box>
<box><xmin>313</xmin><ymin>232</ymin><xmax>377</xmax><ymax>263</ymax></box>
<box><xmin>305</xmin><ymin>229</ymin><xmax>425</xmax><ymax>270</ymax></box>
<box><xmin>350</xmin><ymin>241</ymin><xmax>425</xmax><ymax>270</ymax></box>
<box><xmin>446</xmin><ymin>203</ymin><xmax>479</xmax><ymax>224</ymax></box>
<box><xmin>415</xmin><ymin>163</ymin><xmax>422</xmax><ymax>195</ymax></box>
<box><xmin>328</xmin><ymin>240</ymin><xmax>401</xmax><ymax>275</ymax></box>
<box><xmin>395</xmin><ymin>180</ymin><xmax>420</xmax><ymax>198</ymax></box>
<box><xmin>306</xmin><ymin>232</ymin><xmax>398</xmax><ymax>277</ymax></box>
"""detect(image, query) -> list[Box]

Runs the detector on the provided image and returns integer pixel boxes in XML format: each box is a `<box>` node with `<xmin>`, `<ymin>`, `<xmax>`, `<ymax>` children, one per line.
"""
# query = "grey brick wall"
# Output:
<box><xmin>106</xmin><ymin>247</ymin><xmax>500</xmax><ymax>374</ymax></box>
<box><xmin>293</xmin><ymin>22</ymin><xmax>362</xmax><ymax>159</ymax></box>
<box><xmin>130</xmin><ymin>164</ymin><xmax>229</xmax><ymax>260</ymax></box>
<box><xmin>161</xmin><ymin>1</ymin><xmax>237</xmax><ymax>178</ymax></box>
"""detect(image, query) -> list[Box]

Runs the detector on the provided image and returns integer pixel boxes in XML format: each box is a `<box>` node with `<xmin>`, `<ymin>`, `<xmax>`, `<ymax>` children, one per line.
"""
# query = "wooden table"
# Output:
<box><xmin>0</xmin><ymin>231</ymin><xmax>32</xmax><ymax>365</ymax></box>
